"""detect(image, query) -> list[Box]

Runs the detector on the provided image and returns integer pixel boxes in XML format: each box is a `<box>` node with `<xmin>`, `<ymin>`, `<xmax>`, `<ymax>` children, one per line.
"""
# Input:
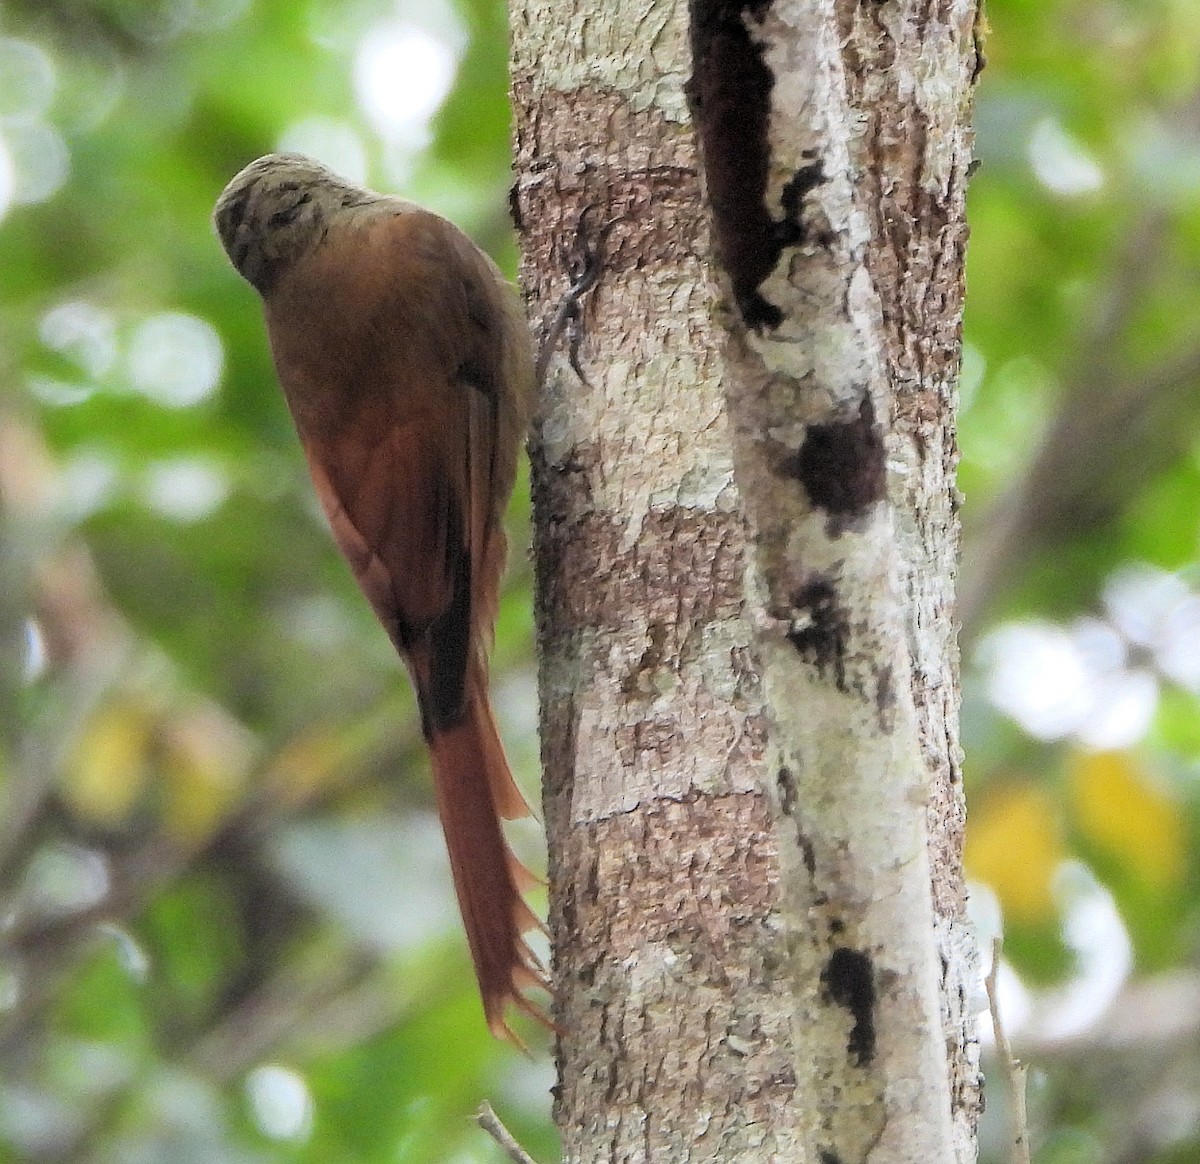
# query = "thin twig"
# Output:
<box><xmin>475</xmin><ymin>1101</ymin><xmax>540</xmax><ymax>1164</ymax></box>
<box><xmin>985</xmin><ymin>938</ymin><xmax>1032</xmax><ymax>1164</ymax></box>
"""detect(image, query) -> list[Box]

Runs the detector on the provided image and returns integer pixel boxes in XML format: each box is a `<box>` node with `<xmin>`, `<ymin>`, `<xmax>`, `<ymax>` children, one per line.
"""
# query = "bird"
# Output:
<box><xmin>213</xmin><ymin>153</ymin><xmax>547</xmax><ymax>1043</ymax></box>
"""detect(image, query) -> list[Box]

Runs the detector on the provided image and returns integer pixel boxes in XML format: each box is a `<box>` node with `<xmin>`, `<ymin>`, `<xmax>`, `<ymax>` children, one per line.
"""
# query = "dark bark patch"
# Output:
<box><xmin>507</xmin><ymin>180</ymin><xmax>523</xmax><ymax>231</ymax></box>
<box><xmin>874</xmin><ymin>662</ymin><xmax>896</xmax><ymax>732</ymax></box>
<box><xmin>821</xmin><ymin>947</ymin><xmax>877</xmax><ymax>1066</ymax></box>
<box><xmin>798</xmin><ymin>833</ymin><xmax>816</xmax><ymax>876</ymax></box>
<box><xmin>776</xmin><ymin>766</ymin><xmax>797</xmax><ymax>817</ymax></box>
<box><xmin>786</xmin><ymin>579</ymin><xmax>850</xmax><ymax>691</ymax></box>
<box><xmin>785</xmin><ymin>398</ymin><xmax>886</xmax><ymax>521</ymax></box>
<box><xmin>688</xmin><ymin>1</ymin><xmax>826</xmax><ymax>330</ymax></box>
<box><xmin>778</xmin><ymin>769</ymin><xmax>816</xmax><ymax>873</ymax></box>
<box><xmin>778</xmin><ymin>153</ymin><xmax>825</xmax><ymax>245</ymax></box>
<box><xmin>777</xmin><ymin>153</ymin><xmax>825</xmax><ymax>228</ymax></box>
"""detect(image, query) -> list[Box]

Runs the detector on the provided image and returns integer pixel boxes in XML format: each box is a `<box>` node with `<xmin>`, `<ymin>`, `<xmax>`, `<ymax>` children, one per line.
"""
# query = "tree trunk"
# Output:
<box><xmin>511</xmin><ymin>0</ymin><xmax>981</xmax><ymax>1159</ymax></box>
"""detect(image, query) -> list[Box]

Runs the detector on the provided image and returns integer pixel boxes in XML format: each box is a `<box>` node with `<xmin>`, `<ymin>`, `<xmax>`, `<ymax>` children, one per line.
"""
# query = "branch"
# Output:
<box><xmin>985</xmin><ymin>940</ymin><xmax>1031</xmax><ymax>1164</ymax></box>
<box><xmin>475</xmin><ymin>1102</ymin><xmax>541</xmax><ymax>1164</ymax></box>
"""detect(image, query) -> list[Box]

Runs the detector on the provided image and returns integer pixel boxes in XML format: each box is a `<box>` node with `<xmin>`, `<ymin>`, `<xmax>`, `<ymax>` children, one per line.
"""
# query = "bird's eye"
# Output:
<box><xmin>268</xmin><ymin>195</ymin><xmax>310</xmax><ymax>231</ymax></box>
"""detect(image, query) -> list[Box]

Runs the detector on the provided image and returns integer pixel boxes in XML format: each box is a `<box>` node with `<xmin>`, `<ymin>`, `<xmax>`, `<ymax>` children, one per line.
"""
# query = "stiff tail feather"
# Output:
<box><xmin>427</xmin><ymin>675</ymin><xmax>550</xmax><ymax>1044</ymax></box>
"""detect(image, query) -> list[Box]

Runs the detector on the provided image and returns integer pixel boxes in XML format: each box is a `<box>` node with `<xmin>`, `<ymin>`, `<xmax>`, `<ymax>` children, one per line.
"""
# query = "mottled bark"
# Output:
<box><xmin>511</xmin><ymin>0</ymin><xmax>981</xmax><ymax>1159</ymax></box>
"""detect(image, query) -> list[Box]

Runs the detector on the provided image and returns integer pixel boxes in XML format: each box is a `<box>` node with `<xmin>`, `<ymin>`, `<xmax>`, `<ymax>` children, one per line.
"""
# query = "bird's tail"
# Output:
<box><xmin>427</xmin><ymin>666</ymin><xmax>550</xmax><ymax>1044</ymax></box>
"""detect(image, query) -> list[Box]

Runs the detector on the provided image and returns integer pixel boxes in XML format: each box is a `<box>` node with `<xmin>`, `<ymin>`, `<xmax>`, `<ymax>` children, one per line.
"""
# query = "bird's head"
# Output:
<box><xmin>213</xmin><ymin>153</ymin><xmax>377</xmax><ymax>294</ymax></box>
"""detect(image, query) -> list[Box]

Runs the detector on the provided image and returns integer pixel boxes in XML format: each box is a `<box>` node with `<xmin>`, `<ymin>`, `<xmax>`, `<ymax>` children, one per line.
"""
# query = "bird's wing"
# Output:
<box><xmin>300</xmin><ymin>396</ymin><xmax>474</xmax><ymax>732</ymax></box>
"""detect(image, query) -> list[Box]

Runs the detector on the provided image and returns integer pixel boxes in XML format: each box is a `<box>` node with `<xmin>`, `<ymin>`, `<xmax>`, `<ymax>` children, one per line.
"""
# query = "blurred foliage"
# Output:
<box><xmin>963</xmin><ymin>0</ymin><xmax>1200</xmax><ymax>1159</ymax></box>
<box><xmin>0</xmin><ymin>0</ymin><xmax>1198</xmax><ymax>1160</ymax></box>
<box><xmin>1</xmin><ymin>1</ymin><xmax>553</xmax><ymax>1161</ymax></box>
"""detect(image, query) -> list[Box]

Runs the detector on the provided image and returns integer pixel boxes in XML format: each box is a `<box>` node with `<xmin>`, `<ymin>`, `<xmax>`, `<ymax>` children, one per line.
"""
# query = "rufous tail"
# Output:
<box><xmin>427</xmin><ymin>672</ymin><xmax>550</xmax><ymax>1044</ymax></box>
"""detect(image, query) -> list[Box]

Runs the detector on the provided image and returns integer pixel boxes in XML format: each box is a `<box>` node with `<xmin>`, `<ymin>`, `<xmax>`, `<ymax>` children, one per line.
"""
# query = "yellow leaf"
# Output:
<box><xmin>1070</xmin><ymin>751</ymin><xmax>1185</xmax><ymax>890</ymax></box>
<box><xmin>966</xmin><ymin>783</ymin><xmax>1063</xmax><ymax>926</ymax></box>
<box><xmin>65</xmin><ymin>701</ymin><xmax>152</xmax><ymax>824</ymax></box>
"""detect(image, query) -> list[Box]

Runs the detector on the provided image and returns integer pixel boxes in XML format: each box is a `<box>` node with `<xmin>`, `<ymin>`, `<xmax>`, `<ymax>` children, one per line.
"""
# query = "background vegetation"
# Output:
<box><xmin>1</xmin><ymin>0</ymin><xmax>1198</xmax><ymax>1160</ymax></box>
